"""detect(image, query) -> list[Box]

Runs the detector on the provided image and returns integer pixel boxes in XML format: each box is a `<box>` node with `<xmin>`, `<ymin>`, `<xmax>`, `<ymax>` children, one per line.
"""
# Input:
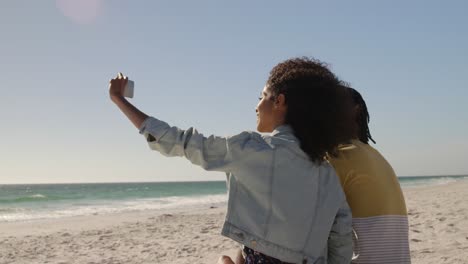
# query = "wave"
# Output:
<box><xmin>400</xmin><ymin>175</ymin><xmax>468</xmax><ymax>188</ymax></box>
<box><xmin>0</xmin><ymin>194</ymin><xmax>227</xmax><ymax>222</ymax></box>
<box><xmin>122</xmin><ymin>194</ymin><xmax>227</xmax><ymax>211</ymax></box>
<box><xmin>0</xmin><ymin>193</ymin><xmax>84</xmax><ymax>204</ymax></box>
<box><xmin>0</xmin><ymin>207</ymin><xmax>28</xmax><ymax>213</ymax></box>
<box><xmin>0</xmin><ymin>193</ymin><xmax>50</xmax><ymax>204</ymax></box>
<box><xmin>29</xmin><ymin>194</ymin><xmax>46</xmax><ymax>199</ymax></box>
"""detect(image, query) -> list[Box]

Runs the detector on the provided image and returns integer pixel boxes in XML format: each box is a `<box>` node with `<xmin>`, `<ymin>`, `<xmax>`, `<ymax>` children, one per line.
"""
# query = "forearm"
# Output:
<box><xmin>328</xmin><ymin>202</ymin><xmax>353</xmax><ymax>263</ymax></box>
<box><xmin>112</xmin><ymin>96</ymin><xmax>149</xmax><ymax>129</ymax></box>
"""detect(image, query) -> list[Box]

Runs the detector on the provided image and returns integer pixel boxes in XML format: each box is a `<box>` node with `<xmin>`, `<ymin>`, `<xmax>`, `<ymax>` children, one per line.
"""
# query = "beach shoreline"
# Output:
<box><xmin>1</xmin><ymin>180</ymin><xmax>468</xmax><ymax>264</ymax></box>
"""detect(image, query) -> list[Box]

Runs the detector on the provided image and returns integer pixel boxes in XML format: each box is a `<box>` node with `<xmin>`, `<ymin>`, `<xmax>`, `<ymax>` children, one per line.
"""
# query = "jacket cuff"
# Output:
<box><xmin>139</xmin><ymin>116</ymin><xmax>170</xmax><ymax>142</ymax></box>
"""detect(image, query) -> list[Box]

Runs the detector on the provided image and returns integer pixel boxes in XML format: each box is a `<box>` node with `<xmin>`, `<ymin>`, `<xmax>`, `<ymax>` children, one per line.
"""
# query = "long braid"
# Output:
<box><xmin>348</xmin><ymin>88</ymin><xmax>376</xmax><ymax>144</ymax></box>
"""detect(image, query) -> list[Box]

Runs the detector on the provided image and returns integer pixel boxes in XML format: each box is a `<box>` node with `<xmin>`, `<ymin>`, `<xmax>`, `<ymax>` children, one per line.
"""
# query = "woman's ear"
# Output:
<box><xmin>274</xmin><ymin>94</ymin><xmax>287</xmax><ymax>109</ymax></box>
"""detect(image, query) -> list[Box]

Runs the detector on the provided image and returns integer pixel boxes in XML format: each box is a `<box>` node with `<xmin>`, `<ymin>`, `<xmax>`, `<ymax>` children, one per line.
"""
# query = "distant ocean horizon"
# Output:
<box><xmin>1</xmin><ymin>175</ymin><xmax>467</xmax><ymax>223</ymax></box>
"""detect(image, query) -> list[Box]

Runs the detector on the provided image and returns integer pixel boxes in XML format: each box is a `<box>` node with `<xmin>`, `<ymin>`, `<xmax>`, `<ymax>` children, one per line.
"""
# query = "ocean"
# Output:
<box><xmin>1</xmin><ymin>175</ymin><xmax>467</xmax><ymax>222</ymax></box>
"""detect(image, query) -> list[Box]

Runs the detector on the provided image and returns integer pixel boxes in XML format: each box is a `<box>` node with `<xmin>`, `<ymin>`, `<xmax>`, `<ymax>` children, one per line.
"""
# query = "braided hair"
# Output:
<box><xmin>347</xmin><ymin>87</ymin><xmax>376</xmax><ymax>144</ymax></box>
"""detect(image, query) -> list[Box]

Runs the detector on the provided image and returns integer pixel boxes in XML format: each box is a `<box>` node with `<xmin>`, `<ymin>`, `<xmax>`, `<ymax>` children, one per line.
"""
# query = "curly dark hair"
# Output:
<box><xmin>267</xmin><ymin>57</ymin><xmax>356</xmax><ymax>163</ymax></box>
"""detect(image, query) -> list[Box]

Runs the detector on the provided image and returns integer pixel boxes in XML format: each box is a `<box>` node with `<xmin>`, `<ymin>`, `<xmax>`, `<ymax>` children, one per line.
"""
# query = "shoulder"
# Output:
<box><xmin>227</xmin><ymin>131</ymin><xmax>275</xmax><ymax>152</ymax></box>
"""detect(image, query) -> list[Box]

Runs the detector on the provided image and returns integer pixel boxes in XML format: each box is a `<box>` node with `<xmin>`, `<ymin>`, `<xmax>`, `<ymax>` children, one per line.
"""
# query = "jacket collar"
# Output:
<box><xmin>271</xmin><ymin>124</ymin><xmax>295</xmax><ymax>139</ymax></box>
<box><xmin>270</xmin><ymin>124</ymin><xmax>311</xmax><ymax>159</ymax></box>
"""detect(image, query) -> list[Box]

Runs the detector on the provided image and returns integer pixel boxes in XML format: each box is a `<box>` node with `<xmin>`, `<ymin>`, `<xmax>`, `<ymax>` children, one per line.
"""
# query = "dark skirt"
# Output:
<box><xmin>243</xmin><ymin>247</ymin><xmax>295</xmax><ymax>264</ymax></box>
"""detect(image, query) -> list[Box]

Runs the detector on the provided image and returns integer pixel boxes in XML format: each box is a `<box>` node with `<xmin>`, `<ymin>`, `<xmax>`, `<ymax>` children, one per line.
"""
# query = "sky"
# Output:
<box><xmin>1</xmin><ymin>0</ymin><xmax>467</xmax><ymax>184</ymax></box>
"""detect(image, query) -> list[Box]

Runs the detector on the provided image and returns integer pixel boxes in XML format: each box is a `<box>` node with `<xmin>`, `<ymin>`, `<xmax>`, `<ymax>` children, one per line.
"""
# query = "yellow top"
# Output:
<box><xmin>329</xmin><ymin>140</ymin><xmax>407</xmax><ymax>217</ymax></box>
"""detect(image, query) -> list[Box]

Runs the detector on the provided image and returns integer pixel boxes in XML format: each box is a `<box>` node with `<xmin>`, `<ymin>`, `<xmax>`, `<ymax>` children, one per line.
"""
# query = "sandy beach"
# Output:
<box><xmin>1</xmin><ymin>180</ymin><xmax>468</xmax><ymax>264</ymax></box>
<box><xmin>405</xmin><ymin>180</ymin><xmax>468</xmax><ymax>263</ymax></box>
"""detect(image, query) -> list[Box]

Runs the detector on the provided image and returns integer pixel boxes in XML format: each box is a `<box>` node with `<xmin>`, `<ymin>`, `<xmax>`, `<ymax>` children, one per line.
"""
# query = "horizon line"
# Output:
<box><xmin>1</xmin><ymin>174</ymin><xmax>467</xmax><ymax>185</ymax></box>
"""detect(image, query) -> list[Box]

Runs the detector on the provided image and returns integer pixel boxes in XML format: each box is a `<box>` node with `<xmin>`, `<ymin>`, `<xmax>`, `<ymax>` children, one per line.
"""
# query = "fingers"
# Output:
<box><xmin>110</xmin><ymin>72</ymin><xmax>128</xmax><ymax>83</ymax></box>
<box><xmin>217</xmin><ymin>256</ymin><xmax>235</xmax><ymax>264</ymax></box>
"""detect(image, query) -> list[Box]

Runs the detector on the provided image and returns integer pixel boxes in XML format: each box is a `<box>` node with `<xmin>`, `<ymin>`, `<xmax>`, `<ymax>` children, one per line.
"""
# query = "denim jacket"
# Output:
<box><xmin>139</xmin><ymin>117</ymin><xmax>352</xmax><ymax>263</ymax></box>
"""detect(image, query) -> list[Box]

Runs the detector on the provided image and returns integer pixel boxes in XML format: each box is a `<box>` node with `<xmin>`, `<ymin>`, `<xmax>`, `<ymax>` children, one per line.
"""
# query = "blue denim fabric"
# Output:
<box><xmin>139</xmin><ymin>117</ymin><xmax>352</xmax><ymax>263</ymax></box>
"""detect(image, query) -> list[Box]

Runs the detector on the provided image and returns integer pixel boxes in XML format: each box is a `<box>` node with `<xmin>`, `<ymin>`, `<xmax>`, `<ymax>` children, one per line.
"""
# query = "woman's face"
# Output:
<box><xmin>256</xmin><ymin>86</ymin><xmax>285</xmax><ymax>132</ymax></box>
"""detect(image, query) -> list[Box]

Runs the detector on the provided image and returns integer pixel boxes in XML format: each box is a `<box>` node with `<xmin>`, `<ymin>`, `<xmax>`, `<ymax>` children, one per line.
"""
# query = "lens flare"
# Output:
<box><xmin>56</xmin><ymin>0</ymin><xmax>103</xmax><ymax>25</ymax></box>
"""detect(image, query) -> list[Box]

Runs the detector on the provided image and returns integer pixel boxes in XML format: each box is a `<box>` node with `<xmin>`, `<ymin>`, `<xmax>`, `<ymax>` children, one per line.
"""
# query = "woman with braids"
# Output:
<box><xmin>109</xmin><ymin>57</ymin><xmax>355</xmax><ymax>263</ymax></box>
<box><xmin>328</xmin><ymin>88</ymin><xmax>411</xmax><ymax>263</ymax></box>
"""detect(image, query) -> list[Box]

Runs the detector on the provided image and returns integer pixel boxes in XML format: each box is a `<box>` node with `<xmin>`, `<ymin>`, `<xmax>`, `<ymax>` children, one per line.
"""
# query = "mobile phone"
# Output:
<box><xmin>124</xmin><ymin>80</ymin><xmax>134</xmax><ymax>98</ymax></box>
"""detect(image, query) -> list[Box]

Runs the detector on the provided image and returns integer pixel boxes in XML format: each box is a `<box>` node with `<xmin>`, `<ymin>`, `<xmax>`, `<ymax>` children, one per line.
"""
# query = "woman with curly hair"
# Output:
<box><xmin>109</xmin><ymin>57</ymin><xmax>355</xmax><ymax>264</ymax></box>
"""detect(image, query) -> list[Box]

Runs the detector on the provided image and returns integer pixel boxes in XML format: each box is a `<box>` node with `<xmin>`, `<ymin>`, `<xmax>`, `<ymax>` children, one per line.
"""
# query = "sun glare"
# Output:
<box><xmin>56</xmin><ymin>0</ymin><xmax>103</xmax><ymax>25</ymax></box>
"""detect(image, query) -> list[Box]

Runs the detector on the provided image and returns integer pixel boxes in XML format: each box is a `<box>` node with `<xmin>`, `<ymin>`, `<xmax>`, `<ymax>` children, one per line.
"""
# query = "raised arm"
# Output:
<box><xmin>109</xmin><ymin>72</ymin><xmax>148</xmax><ymax>129</ymax></box>
<box><xmin>109</xmin><ymin>73</ymin><xmax>267</xmax><ymax>174</ymax></box>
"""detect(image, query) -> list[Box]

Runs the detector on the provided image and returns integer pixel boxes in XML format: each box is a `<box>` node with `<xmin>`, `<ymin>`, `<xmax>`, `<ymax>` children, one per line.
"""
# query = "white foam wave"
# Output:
<box><xmin>29</xmin><ymin>194</ymin><xmax>46</xmax><ymax>199</ymax></box>
<box><xmin>0</xmin><ymin>194</ymin><xmax>227</xmax><ymax>222</ymax></box>
<box><xmin>401</xmin><ymin>176</ymin><xmax>468</xmax><ymax>188</ymax></box>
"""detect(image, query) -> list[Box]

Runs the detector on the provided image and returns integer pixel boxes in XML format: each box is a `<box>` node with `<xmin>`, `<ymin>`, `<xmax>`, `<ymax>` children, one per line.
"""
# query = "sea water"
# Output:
<box><xmin>1</xmin><ymin>176</ymin><xmax>467</xmax><ymax>222</ymax></box>
<box><xmin>0</xmin><ymin>181</ymin><xmax>227</xmax><ymax>222</ymax></box>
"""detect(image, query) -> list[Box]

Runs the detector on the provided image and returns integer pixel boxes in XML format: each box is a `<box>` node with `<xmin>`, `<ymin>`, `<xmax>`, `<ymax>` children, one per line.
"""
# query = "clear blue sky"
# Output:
<box><xmin>1</xmin><ymin>0</ymin><xmax>467</xmax><ymax>184</ymax></box>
